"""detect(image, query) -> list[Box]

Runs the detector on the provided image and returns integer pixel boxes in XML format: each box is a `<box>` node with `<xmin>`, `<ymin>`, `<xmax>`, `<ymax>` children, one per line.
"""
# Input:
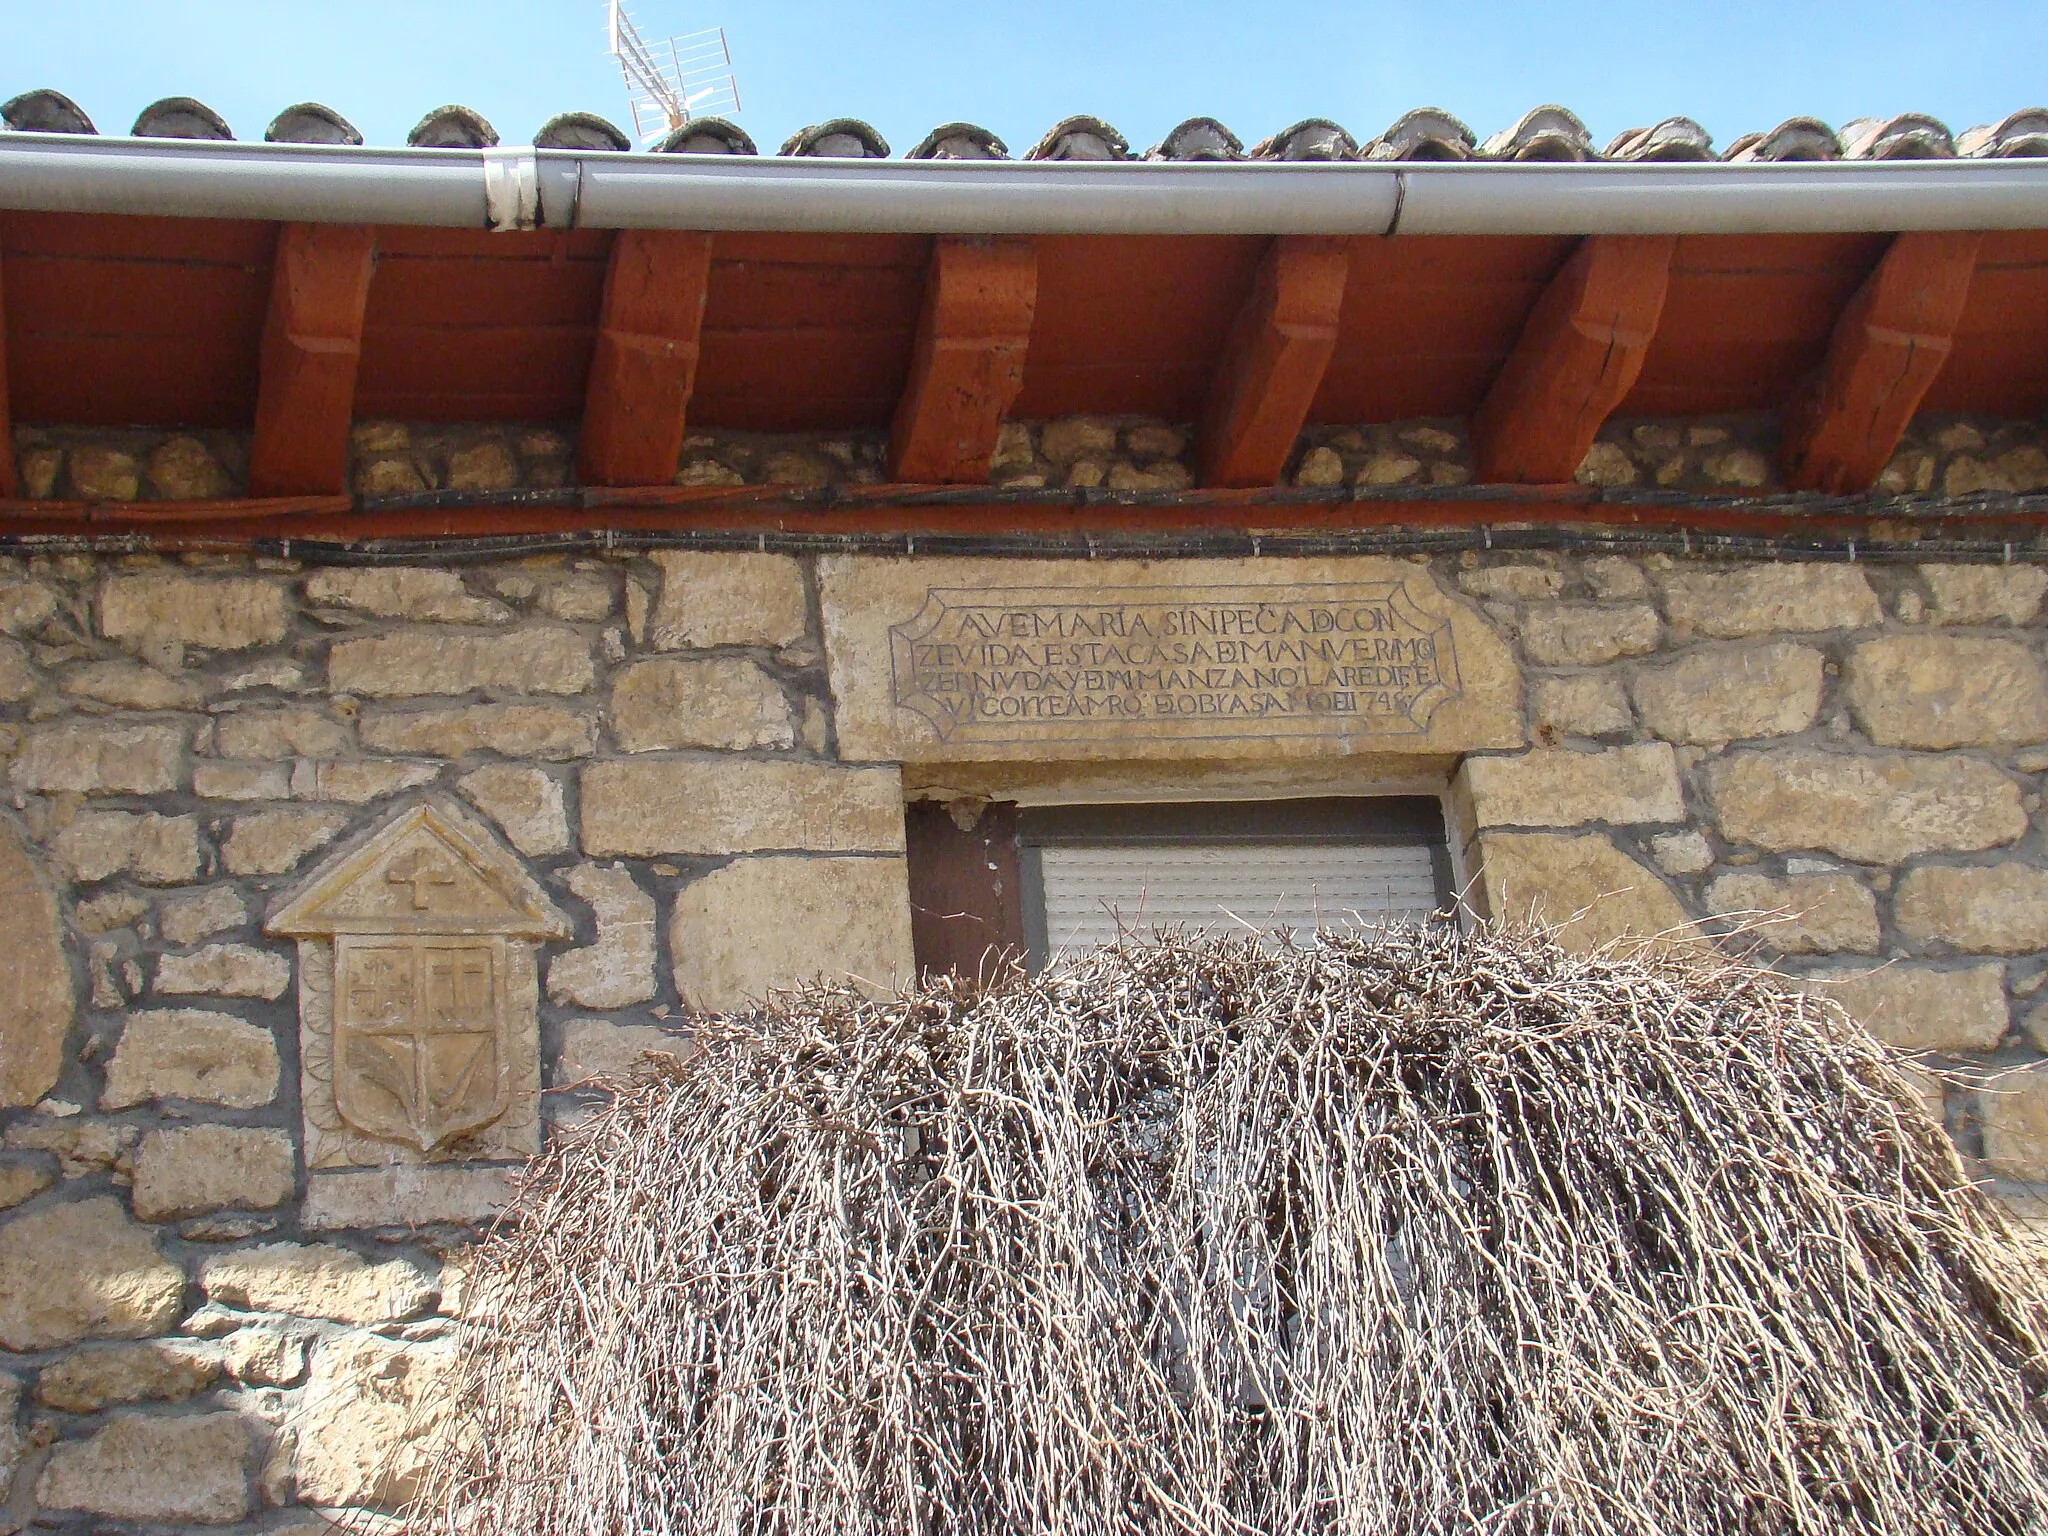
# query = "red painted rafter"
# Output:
<box><xmin>579</xmin><ymin>229</ymin><xmax>714</xmax><ymax>488</ymax></box>
<box><xmin>1194</xmin><ymin>236</ymin><xmax>1350</xmax><ymax>487</ymax></box>
<box><xmin>1780</xmin><ymin>231</ymin><xmax>1982</xmax><ymax>493</ymax></box>
<box><xmin>1471</xmin><ymin>235</ymin><xmax>1676</xmax><ymax>484</ymax></box>
<box><xmin>0</xmin><ymin>249</ymin><xmax>14</xmax><ymax>499</ymax></box>
<box><xmin>888</xmin><ymin>237</ymin><xmax>1037</xmax><ymax>483</ymax></box>
<box><xmin>247</xmin><ymin>223</ymin><xmax>377</xmax><ymax>497</ymax></box>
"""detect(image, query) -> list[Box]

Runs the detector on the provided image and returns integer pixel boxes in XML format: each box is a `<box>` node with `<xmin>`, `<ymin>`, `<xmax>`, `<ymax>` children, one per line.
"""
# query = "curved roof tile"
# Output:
<box><xmin>1363</xmin><ymin>108</ymin><xmax>1476</xmax><ymax>162</ymax></box>
<box><xmin>1146</xmin><ymin>117</ymin><xmax>1244</xmax><ymax>162</ymax></box>
<box><xmin>907</xmin><ymin>122</ymin><xmax>1008</xmax><ymax>160</ymax></box>
<box><xmin>779</xmin><ymin>118</ymin><xmax>889</xmax><ymax>158</ymax></box>
<box><xmin>1249</xmin><ymin>118</ymin><xmax>1358</xmax><ymax>162</ymax></box>
<box><xmin>1839</xmin><ymin>113</ymin><xmax>1954</xmax><ymax>160</ymax></box>
<box><xmin>1</xmin><ymin>88</ymin><xmax>95</xmax><ymax>135</ymax></box>
<box><xmin>408</xmin><ymin>105</ymin><xmax>498</xmax><ymax>149</ymax></box>
<box><xmin>654</xmin><ymin>117</ymin><xmax>757</xmax><ymax>154</ymax></box>
<box><xmin>265</xmin><ymin>102</ymin><xmax>362</xmax><ymax>146</ymax></box>
<box><xmin>536</xmin><ymin>112</ymin><xmax>630</xmax><ymax>152</ymax></box>
<box><xmin>1024</xmin><ymin>115</ymin><xmax>1130</xmax><ymax>161</ymax></box>
<box><xmin>1959</xmin><ymin>108</ymin><xmax>2048</xmax><ymax>159</ymax></box>
<box><xmin>1481</xmin><ymin>106</ymin><xmax>1594</xmax><ymax>161</ymax></box>
<box><xmin>131</xmin><ymin>96</ymin><xmax>232</xmax><ymax>141</ymax></box>
<box><xmin>1605</xmin><ymin>117</ymin><xmax>1713</xmax><ymax>162</ymax></box>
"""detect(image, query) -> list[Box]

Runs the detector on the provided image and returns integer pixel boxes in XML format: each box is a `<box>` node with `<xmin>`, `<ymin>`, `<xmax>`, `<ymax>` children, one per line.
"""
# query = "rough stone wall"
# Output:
<box><xmin>0</xmin><ymin>549</ymin><xmax>912</xmax><ymax>1529</ymax></box>
<box><xmin>4</xmin><ymin>543</ymin><xmax>2048</xmax><ymax>1526</ymax></box>
<box><xmin>12</xmin><ymin>415</ymin><xmax>2046</xmax><ymax>501</ymax></box>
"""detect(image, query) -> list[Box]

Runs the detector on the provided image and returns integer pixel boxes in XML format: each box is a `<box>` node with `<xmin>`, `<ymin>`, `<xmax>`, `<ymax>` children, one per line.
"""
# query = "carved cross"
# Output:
<box><xmin>386</xmin><ymin>848</ymin><xmax>459</xmax><ymax>911</ymax></box>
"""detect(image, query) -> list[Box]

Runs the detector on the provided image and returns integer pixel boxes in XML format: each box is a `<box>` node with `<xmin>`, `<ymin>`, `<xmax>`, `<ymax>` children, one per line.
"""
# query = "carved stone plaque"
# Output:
<box><xmin>888</xmin><ymin>583</ymin><xmax>1459</xmax><ymax>746</ymax></box>
<box><xmin>267</xmin><ymin>799</ymin><xmax>569</xmax><ymax>1173</ymax></box>
<box><xmin>818</xmin><ymin>556</ymin><xmax>1526</xmax><ymax>764</ymax></box>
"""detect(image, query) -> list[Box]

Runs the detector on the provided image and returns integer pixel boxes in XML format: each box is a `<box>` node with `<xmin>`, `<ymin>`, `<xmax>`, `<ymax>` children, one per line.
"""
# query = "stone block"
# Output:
<box><xmin>35</xmin><ymin>1340</ymin><xmax>221</xmax><ymax>1412</ymax></box>
<box><xmin>289</xmin><ymin>758</ymin><xmax>440</xmax><ymax>803</ymax></box>
<box><xmin>457</xmin><ymin>763</ymin><xmax>570</xmax><ymax>854</ymax></box>
<box><xmin>220</xmin><ymin>809</ymin><xmax>351</xmax><ymax>875</ymax></box>
<box><xmin>1921</xmin><ymin>563</ymin><xmax>2048</xmax><ymax>626</ymax></box>
<box><xmin>609</xmin><ymin>656</ymin><xmax>796</xmax><ymax>752</ymax></box>
<box><xmin>0</xmin><ymin>1156</ymin><xmax>54</xmax><ymax>1210</ymax></box>
<box><xmin>1520</xmin><ymin>602</ymin><xmax>1661</xmax><ymax>666</ymax></box>
<box><xmin>448</xmin><ymin>440</ymin><xmax>518</xmax><ymax>491</ymax></box>
<box><xmin>582</xmin><ymin>759</ymin><xmax>906</xmax><ymax>857</ymax></box>
<box><xmin>1706</xmin><ymin>748</ymin><xmax>2025</xmax><ymax>864</ymax></box>
<box><xmin>301</xmin><ymin>1165</ymin><xmax>516</xmax><ymax>1230</ymax></box>
<box><xmin>328</xmin><ymin>624</ymin><xmax>595</xmax><ymax>697</ymax></box>
<box><xmin>0</xmin><ymin>1198</ymin><xmax>184</xmax><ymax>1350</ymax></box>
<box><xmin>74</xmin><ymin>889</ymin><xmax>149</xmax><ymax>934</ymax></box>
<box><xmin>1803</xmin><ymin>963</ymin><xmax>2008</xmax><ymax>1053</ymax></box>
<box><xmin>1038</xmin><ymin>417</ymin><xmax>1119</xmax><ymax>464</ymax></box>
<box><xmin>200</xmin><ymin>1242</ymin><xmax>434</xmax><ymax>1324</ymax></box>
<box><xmin>1704</xmin><ymin>871</ymin><xmax>1880</xmax><ymax>953</ymax></box>
<box><xmin>11</xmin><ymin>720</ymin><xmax>184</xmax><ymax>794</ymax></box>
<box><xmin>818</xmin><ymin>554</ymin><xmax>1525</xmax><ymax>765</ymax></box>
<box><xmin>37</xmin><ymin>1411</ymin><xmax>251</xmax><ymax>1525</ymax></box>
<box><xmin>214</xmin><ymin>707</ymin><xmax>350</xmax><ymax>759</ymax></box>
<box><xmin>1530</xmin><ymin>674</ymin><xmax>1631</xmax><ymax>737</ymax></box>
<box><xmin>1583</xmin><ymin>556</ymin><xmax>1651</xmax><ymax>600</ymax></box>
<box><xmin>556</xmin><ymin>1018</ymin><xmax>692</xmax><ymax>1084</ymax></box>
<box><xmin>219</xmin><ymin>1322</ymin><xmax>309</xmax><ymax>1387</ymax></box>
<box><xmin>1650</xmin><ymin>828</ymin><xmax>1715</xmax><ymax>875</ymax></box>
<box><xmin>1458</xmin><ymin>565</ymin><xmax>1562</xmax><ymax>602</ymax></box>
<box><xmin>154</xmin><ymin>943</ymin><xmax>292</xmax><ymax>1000</ymax></box>
<box><xmin>1461</xmin><ymin>743</ymin><xmax>1684</xmax><ymax>828</ymax></box>
<box><xmin>649</xmin><ymin>551</ymin><xmax>811</xmax><ymax>651</ymax></box>
<box><xmin>3</xmin><ymin>1117</ymin><xmax>138</xmax><ymax>1178</ymax></box>
<box><xmin>131</xmin><ymin>1125</ymin><xmax>296</xmax><ymax>1221</ymax></box>
<box><xmin>671</xmin><ymin>855</ymin><xmax>916</xmax><ymax>1011</ymax></box>
<box><xmin>535</xmin><ymin>571</ymin><xmax>615</xmax><ymax>621</ymax></box>
<box><xmin>547</xmin><ymin>864</ymin><xmax>656</xmax><ymax>1009</ymax></box>
<box><xmin>192</xmin><ymin>761</ymin><xmax>292</xmax><ymax>801</ymax></box>
<box><xmin>304</xmin><ymin>567</ymin><xmax>512</xmax><ymax>624</ymax></box>
<box><xmin>100</xmin><ymin>571</ymin><xmax>288</xmax><ymax>652</ymax></box>
<box><xmin>0</xmin><ymin>818</ymin><xmax>74</xmax><ymax>1108</ymax></box>
<box><xmin>1984</xmin><ymin>1065</ymin><xmax>2048</xmax><ymax>1181</ymax></box>
<box><xmin>1631</xmin><ymin>642</ymin><xmax>1824</xmax><ymax>744</ymax></box>
<box><xmin>53</xmin><ymin>810</ymin><xmax>202</xmax><ymax>884</ymax></box>
<box><xmin>1893</xmin><ymin>863</ymin><xmax>2048</xmax><ymax>953</ymax></box>
<box><xmin>1660</xmin><ymin>565</ymin><xmax>1882</xmax><ymax>638</ymax></box>
<box><xmin>101</xmin><ymin>1009</ymin><xmax>280</xmax><ymax>1110</ymax></box>
<box><xmin>360</xmin><ymin>702</ymin><xmax>599</xmax><ymax>760</ymax></box>
<box><xmin>60</xmin><ymin>659</ymin><xmax>207</xmax><ymax>710</ymax></box>
<box><xmin>144</xmin><ymin>435</ymin><xmax>230</xmax><ymax>499</ymax></box>
<box><xmin>0</xmin><ymin>636</ymin><xmax>35</xmax><ymax>702</ymax></box>
<box><xmin>0</xmin><ymin>1370</ymin><xmax>18</xmax><ymax>1494</ymax></box>
<box><xmin>1843</xmin><ymin>635</ymin><xmax>2048</xmax><ymax>749</ymax></box>
<box><xmin>1474</xmin><ymin>831</ymin><xmax>1696</xmax><ymax>951</ymax></box>
<box><xmin>0</xmin><ymin>577</ymin><xmax>58</xmax><ymax>633</ymax></box>
<box><xmin>159</xmin><ymin>886</ymin><xmax>247</xmax><ymax>948</ymax></box>
<box><xmin>291</xmin><ymin>1332</ymin><xmax>460</xmax><ymax>1509</ymax></box>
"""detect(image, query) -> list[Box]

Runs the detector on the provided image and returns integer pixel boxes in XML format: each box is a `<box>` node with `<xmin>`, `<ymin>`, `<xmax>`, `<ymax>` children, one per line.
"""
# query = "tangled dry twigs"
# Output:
<box><xmin>405</xmin><ymin>926</ymin><xmax>2048</xmax><ymax>1535</ymax></box>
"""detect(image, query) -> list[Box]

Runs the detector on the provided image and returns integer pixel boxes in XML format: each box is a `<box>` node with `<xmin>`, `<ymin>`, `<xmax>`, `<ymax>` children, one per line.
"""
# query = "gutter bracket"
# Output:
<box><xmin>482</xmin><ymin>149</ymin><xmax>540</xmax><ymax>233</ymax></box>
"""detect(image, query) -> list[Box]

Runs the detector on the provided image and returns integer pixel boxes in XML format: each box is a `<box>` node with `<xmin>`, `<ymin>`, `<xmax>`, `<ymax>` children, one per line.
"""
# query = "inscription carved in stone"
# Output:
<box><xmin>266</xmin><ymin>800</ymin><xmax>568</xmax><ymax>1171</ymax></box>
<box><xmin>888</xmin><ymin>583</ymin><xmax>1460</xmax><ymax>746</ymax></box>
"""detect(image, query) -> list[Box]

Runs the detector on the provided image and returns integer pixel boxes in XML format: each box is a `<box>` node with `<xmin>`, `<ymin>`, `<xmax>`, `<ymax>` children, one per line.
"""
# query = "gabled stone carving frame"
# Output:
<box><xmin>267</xmin><ymin>798</ymin><xmax>570</xmax><ymax>1173</ymax></box>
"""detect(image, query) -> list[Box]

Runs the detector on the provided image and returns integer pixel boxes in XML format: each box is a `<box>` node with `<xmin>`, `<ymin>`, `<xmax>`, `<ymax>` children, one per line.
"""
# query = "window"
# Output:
<box><xmin>905</xmin><ymin>797</ymin><xmax>1452</xmax><ymax>978</ymax></box>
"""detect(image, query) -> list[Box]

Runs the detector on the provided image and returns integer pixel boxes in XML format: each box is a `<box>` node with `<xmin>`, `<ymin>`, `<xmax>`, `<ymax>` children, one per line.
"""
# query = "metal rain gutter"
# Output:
<box><xmin>2</xmin><ymin>132</ymin><xmax>2047</xmax><ymax>236</ymax></box>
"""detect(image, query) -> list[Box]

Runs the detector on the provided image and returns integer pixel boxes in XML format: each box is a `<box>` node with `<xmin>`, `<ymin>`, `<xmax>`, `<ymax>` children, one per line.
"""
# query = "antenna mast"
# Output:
<box><xmin>606</xmin><ymin>0</ymin><xmax>740</xmax><ymax>143</ymax></box>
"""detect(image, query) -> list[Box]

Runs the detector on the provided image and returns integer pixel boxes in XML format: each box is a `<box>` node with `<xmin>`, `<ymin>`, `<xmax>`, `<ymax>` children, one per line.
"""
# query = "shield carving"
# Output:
<box><xmin>334</xmin><ymin>935</ymin><xmax>510</xmax><ymax>1151</ymax></box>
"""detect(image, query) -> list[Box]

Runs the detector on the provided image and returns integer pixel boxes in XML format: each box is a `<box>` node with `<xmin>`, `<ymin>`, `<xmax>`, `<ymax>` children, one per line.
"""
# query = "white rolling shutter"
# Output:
<box><xmin>1036</xmin><ymin>839</ymin><xmax>1443</xmax><ymax>956</ymax></box>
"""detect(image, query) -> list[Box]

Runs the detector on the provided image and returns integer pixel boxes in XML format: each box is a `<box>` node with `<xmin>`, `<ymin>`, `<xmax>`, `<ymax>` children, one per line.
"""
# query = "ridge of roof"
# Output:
<box><xmin>5</xmin><ymin>88</ymin><xmax>2048</xmax><ymax>162</ymax></box>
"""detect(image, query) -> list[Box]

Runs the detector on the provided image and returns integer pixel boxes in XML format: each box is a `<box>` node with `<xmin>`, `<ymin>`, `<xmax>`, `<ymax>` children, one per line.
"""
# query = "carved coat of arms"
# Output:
<box><xmin>268</xmin><ymin>800</ymin><xmax>569</xmax><ymax>1166</ymax></box>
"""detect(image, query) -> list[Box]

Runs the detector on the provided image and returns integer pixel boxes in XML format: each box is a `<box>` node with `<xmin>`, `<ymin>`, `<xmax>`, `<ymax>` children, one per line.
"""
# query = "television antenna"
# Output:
<box><xmin>605</xmin><ymin>0</ymin><xmax>740</xmax><ymax>143</ymax></box>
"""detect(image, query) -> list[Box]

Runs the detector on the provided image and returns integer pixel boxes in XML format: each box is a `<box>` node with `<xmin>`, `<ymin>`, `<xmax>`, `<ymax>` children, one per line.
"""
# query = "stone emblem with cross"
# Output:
<box><xmin>267</xmin><ymin>799</ymin><xmax>570</xmax><ymax>1184</ymax></box>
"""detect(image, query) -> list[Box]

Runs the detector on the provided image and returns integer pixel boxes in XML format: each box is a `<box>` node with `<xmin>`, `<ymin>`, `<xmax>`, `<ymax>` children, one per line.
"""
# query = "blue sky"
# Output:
<box><xmin>3</xmin><ymin>1</ymin><xmax>2045</xmax><ymax>157</ymax></box>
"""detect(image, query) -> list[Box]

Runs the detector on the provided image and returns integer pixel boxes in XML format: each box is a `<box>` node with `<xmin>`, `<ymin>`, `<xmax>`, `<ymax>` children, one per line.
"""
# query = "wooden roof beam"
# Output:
<box><xmin>0</xmin><ymin>252</ymin><xmax>14</xmax><ymax>500</ymax></box>
<box><xmin>247</xmin><ymin>223</ymin><xmax>377</xmax><ymax>497</ymax></box>
<box><xmin>579</xmin><ymin>230</ymin><xmax>714</xmax><ymax>488</ymax></box>
<box><xmin>1780</xmin><ymin>231</ymin><xmax>1981</xmax><ymax>494</ymax></box>
<box><xmin>1471</xmin><ymin>234</ymin><xmax>1676</xmax><ymax>484</ymax></box>
<box><xmin>1194</xmin><ymin>236</ymin><xmax>1350</xmax><ymax>488</ymax></box>
<box><xmin>889</xmin><ymin>237</ymin><xmax>1037</xmax><ymax>484</ymax></box>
